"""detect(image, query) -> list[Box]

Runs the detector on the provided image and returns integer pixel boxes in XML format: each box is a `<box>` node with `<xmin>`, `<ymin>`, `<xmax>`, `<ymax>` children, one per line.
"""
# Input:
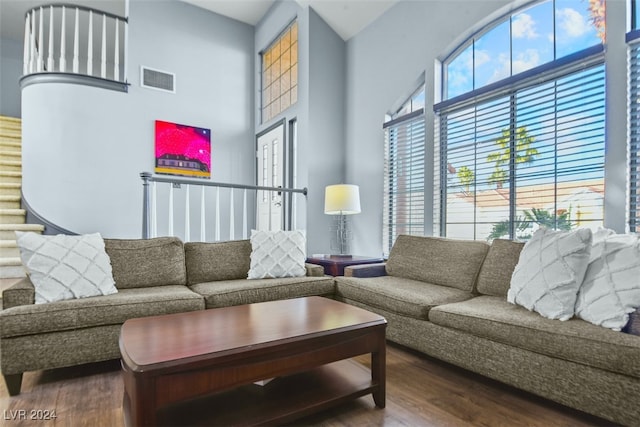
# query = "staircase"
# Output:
<box><xmin>0</xmin><ymin>116</ymin><xmax>44</xmax><ymax>278</ymax></box>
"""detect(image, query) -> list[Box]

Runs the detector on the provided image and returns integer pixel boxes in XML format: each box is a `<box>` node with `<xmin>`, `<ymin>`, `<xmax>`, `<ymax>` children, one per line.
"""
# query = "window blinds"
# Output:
<box><xmin>630</xmin><ymin>41</ymin><xmax>640</xmax><ymax>232</ymax></box>
<box><xmin>383</xmin><ymin>109</ymin><xmax>425</xmax><ymax>255</ymax></box>
<box><xmin>436</xmin><ymin>63</ymin><xmax>605</xmax><ymax>240</ymax></box>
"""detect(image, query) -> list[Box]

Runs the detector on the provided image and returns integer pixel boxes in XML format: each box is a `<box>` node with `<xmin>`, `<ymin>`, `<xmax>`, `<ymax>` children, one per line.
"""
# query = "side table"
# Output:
<box><xmin>306</xmin><ymin>255</ymin><xmax>384</xmax><ymax>277</ymax></box>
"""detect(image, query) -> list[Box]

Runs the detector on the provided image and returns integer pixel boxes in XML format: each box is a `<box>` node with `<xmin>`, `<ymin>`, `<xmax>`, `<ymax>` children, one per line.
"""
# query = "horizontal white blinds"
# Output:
<box><xmin>383</xmin><ymin>109</ymin><xmax>425</xmax><ymax>255</ymax></box>
<box><xmin>630</xmin><ymin>41</ymin><xmax>640</xmax><ymax>232</ymax></box>
<box><xmin>438</xmin><ymin>63</ymin><xmax>605</xmax><ymax>240</ymax></box>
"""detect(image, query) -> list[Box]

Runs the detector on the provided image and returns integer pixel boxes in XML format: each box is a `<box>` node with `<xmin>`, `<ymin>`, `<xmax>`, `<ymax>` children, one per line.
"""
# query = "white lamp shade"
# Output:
<box><xmin>324</xmin><ymin>184</ymin><xmax>361</xmax><ymax>215</ymax></box>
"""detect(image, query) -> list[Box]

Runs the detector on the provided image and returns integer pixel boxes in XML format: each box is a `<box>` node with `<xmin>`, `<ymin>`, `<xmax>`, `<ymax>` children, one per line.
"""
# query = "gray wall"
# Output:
<box><xmin>343</xmin><ymin>0</ymin><xmax>628</xmax><ymax>255</ymax></box>
<box><xmin>0</xmin><ymin>37</ymin><xmax>22</xmax><ymax>118</ymax></box>
<box><xmin>21</xmin><ymin>0</ymin><xmax>255</xmax><ymax>238</ymax></box>
<box><xmin>255</xmin><ymin>3</ymin><xmax>346</xmax><ymax>254</ymax></box>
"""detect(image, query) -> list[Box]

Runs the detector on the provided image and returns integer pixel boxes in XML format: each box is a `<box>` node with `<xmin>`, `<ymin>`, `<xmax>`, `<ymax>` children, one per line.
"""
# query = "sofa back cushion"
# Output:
<box><xmin>184</xmin><ymin>240</ymin><xmax>252</xmax><ymax>285</ymax></box>
<box><xmin>476</xmin><ymin>239</ymin><xmax>525</xmax><ymax>297</ymax></box>
<box><xmin>104</xmin><ymin>237</ymin><xmax>186</xmax><ymax>289</ymax></box>
<box><xmin>386</xmin><ymin>235</ymin><xmax>489</xmax><ymax>292</ymax></box>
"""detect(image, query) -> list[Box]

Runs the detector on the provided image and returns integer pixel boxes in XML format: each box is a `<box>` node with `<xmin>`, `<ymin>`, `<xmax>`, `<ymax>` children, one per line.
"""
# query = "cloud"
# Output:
<box><xmin>512</xmin><ymin>13</ymin><xmax>538</xmax><ymax>39</ymax></box>
<box><xmin>512</xmin><ymin>49</ymin><xmax>541</xmax><ymax>74</ymax></box>
<box><xmin>474</xmin><ymin>49</ymin><xmax>491</xmax><ymax>68</ymax></box>
<box><xmin>557</xmin><ymin>8</ymin><xmax>590</xmax><ymax>38</ymax></box>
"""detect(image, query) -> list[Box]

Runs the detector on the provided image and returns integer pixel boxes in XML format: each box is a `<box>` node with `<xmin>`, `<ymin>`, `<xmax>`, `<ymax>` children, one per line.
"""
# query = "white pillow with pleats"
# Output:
<box><xmin>16</xmin><ymin>231</ymin><xmax>117</xmax><ymax>304</ymax></box>
<box><xmin>247</xmin><ymin>230</ymin><xmax>306</xmax><ymax>279</ymax></box>
<box><xmin>508</xmin><ymin>227</ymin><xmax>592</xmax><ymax>321</ymax></box>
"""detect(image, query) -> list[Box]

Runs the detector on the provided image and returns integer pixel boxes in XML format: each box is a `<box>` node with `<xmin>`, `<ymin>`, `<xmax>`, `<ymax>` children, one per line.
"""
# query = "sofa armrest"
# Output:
<box><xmin>305</xmin><ymin>263</ymin><xmax>325</xmax><ymax>277</ymax></box>
<box><xmin>624</xmin><ymin>308</ymin><xmax>640</xmax><ymax>336</ymax></box>
<box><xmin>344</xmin><ymin>263</ymin><xmax>387</xmax><ymax>278</ymax></box>
<box><xmin>2</xmin><ymin>277</ymin><xmax>36</xmax><ymax>309</ymax></box>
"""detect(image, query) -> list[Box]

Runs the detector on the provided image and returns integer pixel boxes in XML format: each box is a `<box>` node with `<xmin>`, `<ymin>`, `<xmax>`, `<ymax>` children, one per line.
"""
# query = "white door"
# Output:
<box><xmin>256</xmin><ymin>123</ymin><xmax>284</xmax><ymax>231</ymax></box>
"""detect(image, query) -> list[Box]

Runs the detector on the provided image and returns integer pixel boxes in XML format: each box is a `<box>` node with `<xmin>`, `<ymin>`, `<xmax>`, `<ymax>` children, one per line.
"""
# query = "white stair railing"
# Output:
<box><xmin>140</xmin><ymin>172</ymin><xmax>307</xmax><ymax>242</ymax></box>
<box><xmin>22</xmin><ymin>4</ymin><xmax>127</xmax><ymax>84</ymax></box>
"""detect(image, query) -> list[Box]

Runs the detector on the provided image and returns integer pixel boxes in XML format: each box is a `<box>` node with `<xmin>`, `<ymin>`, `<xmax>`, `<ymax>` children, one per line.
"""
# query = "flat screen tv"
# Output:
<box><xmin>155</xmin><ymin>120</ymin><xmax>211</xmax><ymax>179</ymax></box>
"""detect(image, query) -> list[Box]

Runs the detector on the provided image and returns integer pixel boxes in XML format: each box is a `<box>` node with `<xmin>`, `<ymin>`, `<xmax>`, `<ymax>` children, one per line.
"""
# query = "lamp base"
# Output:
<box><xmin>329</xmin><ymin>215</ymin><xmax>353</xmax><ymax>256</ymax></box>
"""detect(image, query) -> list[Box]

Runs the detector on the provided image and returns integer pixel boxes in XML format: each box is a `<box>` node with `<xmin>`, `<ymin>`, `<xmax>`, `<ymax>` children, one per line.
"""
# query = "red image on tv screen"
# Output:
<box><xmin>155</xmin><ymin>120</ymin><xmax>211</xmax><ymax>179</ymax></box>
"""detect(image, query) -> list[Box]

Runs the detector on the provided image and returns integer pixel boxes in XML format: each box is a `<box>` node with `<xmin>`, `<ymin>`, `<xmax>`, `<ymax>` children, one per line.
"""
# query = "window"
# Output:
<box><xmin>629</xmin><ymin>1</ymin><xmax>640</xmax><ymax>232</ymax></box>
<box><xmin>383</xmin><ymin>87</ymin><xmax>425</xmax><ymax>255</ymax></box>
<box><xmin>436</xmin><ymin>0</ymin><xmax>606</xmax><ymax>241</ymax></box>
<box><xmin>261</xmin><ymin>21</ymin><xmax>298</xmax><ymax>123</ymax></box>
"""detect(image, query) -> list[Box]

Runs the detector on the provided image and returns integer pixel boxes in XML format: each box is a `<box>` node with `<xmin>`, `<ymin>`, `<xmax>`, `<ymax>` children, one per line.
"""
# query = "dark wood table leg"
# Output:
<box><xmin>371</xmin><ymin>331</ymin><xmax>386</xmax><ymax>408</ymax></box>
<box><xmin>122</xmin><ymin>368</ymin><xmax>157</xmax><ymax>427</ymax></box>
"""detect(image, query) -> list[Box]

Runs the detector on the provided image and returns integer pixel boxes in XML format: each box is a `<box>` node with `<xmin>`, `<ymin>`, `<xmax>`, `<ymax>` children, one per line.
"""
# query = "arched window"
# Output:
<box><xmin>435</xmin><ymin>0</ymin><xmax>606</xmax><ymax>241</ymax></box>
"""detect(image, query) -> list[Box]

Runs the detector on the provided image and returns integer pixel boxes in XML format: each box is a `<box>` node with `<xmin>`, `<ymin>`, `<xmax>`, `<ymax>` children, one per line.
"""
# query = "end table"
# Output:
<box><xmin>306</xmin><ymin>255</ymin><xmax>384</xmax><ymax>277</ymax></box>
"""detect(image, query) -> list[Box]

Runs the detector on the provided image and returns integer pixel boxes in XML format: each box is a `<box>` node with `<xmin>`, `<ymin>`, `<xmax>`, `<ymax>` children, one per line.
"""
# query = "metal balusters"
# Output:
<box><xmin>59</xmin><ymin>6</ymin><xmax>66</xmax><ymax>72</ymax></box>
<box><xmin>184</xmin><ymin>185</ymin><xmax>191</xmax><ymax>242</ymax></box>
<box><xmin>200</xmin><ymin>186</ymin><xmax>206</xmax><ymax>242</ymax></box>
<box><xmin>72</xmin><ymin>8</ymin><xmax>79</xmax><ymax>73</ymax></box>
<box><xmin>168</xmin><ymin>184</ymin><xmax>174</xmax><ymax>237</ymax></box>
<box><xmin>101</xmin><ymin>14</ymin><xmax>107</xmax><ymax>78</ymax></box>
<box><xmin>215</xmin><ymin>187</ymin><xmax>220</xmax><ymax>241</ymax></box>
<box><xmin>151</xmin><ymin>181</ymin><xmax>158</xmax><ymax>238</ymax></box>
<box><xmin>87</xmin><ymin>11</ymin><xmax>93</xmax><ymax>75</ymax></box>
<box><xmin>47</xmin><ymin>6</ymin><xmax>54</xmax><ymax>71</ymax></box>
<box><xmin>242</xmin><ymin>189</ymin><xmax>248</xmax><ymax>239</ymax></box>
<box><xmin>37</xmin><ymin>8</ymin><xmax>44</xmax><ymax>72</ymax></box>
<box><xmin>229</xmin><ymin>190</ymin><xmax>235</xmax><ymax>241</ymax></box>
<box><xmin>29</xmin><ymin>12</ymin><xmax>36</xmax><ymax>73</ymax></box>
<box><xmin>113</xmin><ymin>19</ymin><xmax>120</xmax><ymax>80</ymax></box>
<box><xmin>23</xmin><ymin>15</ymin><xmax>29</xmax><ymax>74</ymax></box>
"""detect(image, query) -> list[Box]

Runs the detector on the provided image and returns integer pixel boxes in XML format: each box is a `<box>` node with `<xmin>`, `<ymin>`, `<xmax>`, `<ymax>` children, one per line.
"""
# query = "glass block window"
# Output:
<box><xmin>262</xmin><ymin>21</ymin><xmax>298</xmax><ymax>123</ymax></box>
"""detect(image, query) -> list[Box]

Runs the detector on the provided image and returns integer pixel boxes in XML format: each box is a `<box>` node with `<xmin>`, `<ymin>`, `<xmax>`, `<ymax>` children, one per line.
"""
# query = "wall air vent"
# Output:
<box><xmin>140</xmin><ymin>66</ymin><xmax>175</xmax><ymax>93</ymax></box>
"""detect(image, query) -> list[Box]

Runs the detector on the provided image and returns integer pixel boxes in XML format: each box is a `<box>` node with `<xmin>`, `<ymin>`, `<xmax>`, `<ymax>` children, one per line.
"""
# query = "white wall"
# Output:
<box><xmin>22</xmin><ymin>0</ymin><xmax>255</xmax><ymax>238</ymax></box>
<box><xmin>344</xmin><ymin>0</ymin><xmax>629</xmax><ymax>255</ymax></box>
<box><xmin>0</xmin><ymin>37</ymin><xmax>22</xmax><ymax>118</ymax></box>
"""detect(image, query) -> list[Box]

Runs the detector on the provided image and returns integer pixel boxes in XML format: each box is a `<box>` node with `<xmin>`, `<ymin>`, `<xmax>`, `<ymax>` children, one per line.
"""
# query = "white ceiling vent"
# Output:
<box><xmin>140</xmin><ymin>66</ymin><xmax>175</xmax><ymax>93</ymax></box>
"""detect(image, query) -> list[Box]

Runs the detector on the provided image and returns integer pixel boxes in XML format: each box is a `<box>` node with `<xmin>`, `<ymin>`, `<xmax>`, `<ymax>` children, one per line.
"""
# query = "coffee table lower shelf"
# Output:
<box><xmin>155</xmin><ymin>359</ymin><xmax>377</xmax><ymax>426</ymax></box>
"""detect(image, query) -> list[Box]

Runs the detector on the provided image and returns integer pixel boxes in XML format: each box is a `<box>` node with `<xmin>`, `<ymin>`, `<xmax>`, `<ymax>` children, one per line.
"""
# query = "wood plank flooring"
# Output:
<box><xmin>0</xmin><ymin>343</ymin><xmax>615</xmax><ymax>426</ymax></box>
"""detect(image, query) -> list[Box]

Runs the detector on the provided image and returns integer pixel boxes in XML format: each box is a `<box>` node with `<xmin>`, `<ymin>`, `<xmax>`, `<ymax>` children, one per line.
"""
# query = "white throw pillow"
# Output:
<box><xmin>507</xmin><ymin>227</ymin><xmax>592</xmax><ymax>321</ymax></box>
<box><xmin>248</xmin><ymin>230</ymin><xmax>306</xmax><ymax>279</ymax></box>
<box><xmin>16</xmin><ymin>231</ymin><xmax>118</xmax><ymax>304</ymax></box>
<box><xmin>576</xmin><ymin>229</ymin><xmax>640</xmax><ymax>331</ymax></box>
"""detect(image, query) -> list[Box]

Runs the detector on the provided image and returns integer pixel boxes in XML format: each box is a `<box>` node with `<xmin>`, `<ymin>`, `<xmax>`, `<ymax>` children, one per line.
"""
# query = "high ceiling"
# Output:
<box><xmin>0</xmin><ymin>0</ymin><xmax>398</xmax><ymax>42</ymax></box>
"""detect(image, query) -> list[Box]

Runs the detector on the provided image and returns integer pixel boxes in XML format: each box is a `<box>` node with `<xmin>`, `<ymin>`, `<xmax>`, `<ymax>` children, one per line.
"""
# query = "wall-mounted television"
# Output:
<box><xmin>155</xmin><ymin>120</ymin><xmax>211</xmax><ymax>179</ymax></box>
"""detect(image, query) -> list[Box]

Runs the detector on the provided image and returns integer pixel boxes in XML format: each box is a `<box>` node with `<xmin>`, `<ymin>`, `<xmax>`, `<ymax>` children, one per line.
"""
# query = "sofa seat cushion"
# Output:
<box><xmin>0</xmin><ymin>286</ymin><xmax>204</xmax><ymax>338</ymax></box>
<box><xmin>429</xmin><ymin>296</ymin><xmax>640</xmax><ymax>378</ymax></box>
<box><xmin>335</xmin><ymin>276</ymin><xmax>474</xmax><ymax>321</ymax></box>
<box><xmin>190</xmin><ymin>276</ymin><xmax>335</xmax><ymax>309</ymax></box>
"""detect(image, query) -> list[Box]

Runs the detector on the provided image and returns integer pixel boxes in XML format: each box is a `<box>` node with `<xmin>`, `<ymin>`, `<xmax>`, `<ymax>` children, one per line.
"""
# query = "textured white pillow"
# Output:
<box><xmin>16</xmin><ymin>231</ymin><xmax>118</xmax><ymax>304</ymax></box>
<box><xmin>508</xmin><ymin>227</ymin><xmax>592</xmax><ymax>321</ymax></box>
<box><xmin>248</xmin><ymin>230</ymin><xmax>306</xmax><ymax>279</ymax></box>
<box><xmin>576</xmin><ymin>229</ymin><xmax>640</xmax><ymax>331</ymax></box>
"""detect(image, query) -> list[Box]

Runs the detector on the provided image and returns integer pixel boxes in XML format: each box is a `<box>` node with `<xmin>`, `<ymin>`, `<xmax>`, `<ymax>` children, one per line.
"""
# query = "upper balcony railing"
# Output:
<box><xmin>22</xmin><ymin>4</ymin><xmax>128</xmax><ymax>92</ymax></box>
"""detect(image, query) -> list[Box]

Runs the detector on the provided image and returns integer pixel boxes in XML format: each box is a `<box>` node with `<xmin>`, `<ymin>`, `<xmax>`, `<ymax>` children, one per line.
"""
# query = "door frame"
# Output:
<box><xmin>256</xmin><ymin>118</ymin><xmax>287</xmax><ymax>230</ymax></box>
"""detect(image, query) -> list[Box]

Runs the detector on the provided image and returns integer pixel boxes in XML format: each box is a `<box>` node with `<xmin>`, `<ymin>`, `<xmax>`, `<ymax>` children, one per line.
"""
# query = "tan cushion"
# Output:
<box><xmin>190</xmin><ymin>276</ymin><xmax>335</xmax><ymax>309</ymax></box>
<box><xmin>0</xmin><ymin>286</ymin><xmax>204</xmax><ymax>338</ymax></box>
<box><xmin>335</xmin><ymin>275</ymin><xmax>473</xmax><ymax>320</ymax></box>
<box><xmin>105</xmin><ymin>237</ymin><xmax>186</xmax><ymax>289</ymax></box>
<box><xmin>429</xmin><ymin>296</ymin><xmax>640</xmax><ymax>378</ymax></box>
<box><xmin>184</xmin><ymin>240</ymin><xmax>252</xmax><ymax>285</ymax></box>
<box><xmin>386</xmin><ymin>235</ymin><xmax>489</xmax><ymax>292</ymax></box>
<box><xmin>476</xmin><ymin>239</ymin><xmax>525</xmax><ymax>297</ymax></box>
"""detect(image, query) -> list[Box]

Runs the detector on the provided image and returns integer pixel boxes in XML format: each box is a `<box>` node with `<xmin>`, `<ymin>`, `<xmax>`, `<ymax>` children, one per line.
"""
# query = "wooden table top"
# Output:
<box><xmin>119</xmin><ymin>297</ymin><xmax>386</xmax><ymax>372</ymax></box>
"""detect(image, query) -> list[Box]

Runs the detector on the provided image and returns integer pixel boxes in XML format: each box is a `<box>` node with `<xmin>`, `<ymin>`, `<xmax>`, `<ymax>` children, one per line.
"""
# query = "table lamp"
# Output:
<box><xmin>324</xmin><ymin>184</ymin><xmax>361</xmax><ymax>256</ymax></box>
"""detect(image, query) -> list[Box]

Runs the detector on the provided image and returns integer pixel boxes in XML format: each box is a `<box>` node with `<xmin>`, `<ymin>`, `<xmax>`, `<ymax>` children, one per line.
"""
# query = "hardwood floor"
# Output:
<box><xmin>0</xmin><ymin>343</ymin><xmax>614</xmax><ymax>427</ymax></box>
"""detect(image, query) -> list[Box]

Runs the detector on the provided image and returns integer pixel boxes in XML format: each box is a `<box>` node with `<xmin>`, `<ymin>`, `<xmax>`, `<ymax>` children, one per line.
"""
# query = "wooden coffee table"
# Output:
<box><xmin>119</xmin><ymin>296</ymin><xmax>387</xmax><ymax>426</ymax></box>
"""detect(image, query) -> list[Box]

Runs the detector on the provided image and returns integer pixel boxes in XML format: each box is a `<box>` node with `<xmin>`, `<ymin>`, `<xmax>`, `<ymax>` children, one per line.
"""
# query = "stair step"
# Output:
<box><xmin>0</xmin><ymin>160</ymin><xmax>21</xmax><ymax>172</ymax></box>
<box><xmin>0</xmin><ymin>171</ymin><xmax>22</xmax><ymax>184</ymax></box>
<box><xmin>0</xmin><ymin>241</ymin><xmax>19</xmax><ymax>258</ymax></box>
<box><xmin>0</xmin><ymin>195</ymin><xmax>20</xmax><ymax>209</ymax></box>
<box><xmin>0</xmin><ymin>209</ymin><xmax>26</xmax><ymax>224</ymax></box>
<box><xmin>0</xmin><ymin>224</ymin><xmax>43</xmax><ymax>240</ymax></box>
<box><xmin>0</xmin><ymin>150</ymin><xmax>20</xmax><ymax>161</ymax></box>
<box><xmin>0</xmin><ymin>257</ymin><xmax>26</xmax><ymax>279</ymax></box>
<box><xmin>0</xmin><ymin>183</ymin><xmax>21</xmax><ymax>198</ymax></box>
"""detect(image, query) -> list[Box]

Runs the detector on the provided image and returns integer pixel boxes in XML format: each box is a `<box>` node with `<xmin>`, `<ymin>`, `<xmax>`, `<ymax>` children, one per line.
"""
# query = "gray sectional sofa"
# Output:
<box><xmin>1</xmin><ymin>234</ymin><xmax>638</xmax><ymax>425</ymax></box>
<box><xmin>335</xmin><ymin>235</ymin><xmax>640</xmax><ymax>426</ymax></box>
<box><xmin>0</xmin><ymin>237</ymin><xmax>332</xmax><ymax>396</ymax></box>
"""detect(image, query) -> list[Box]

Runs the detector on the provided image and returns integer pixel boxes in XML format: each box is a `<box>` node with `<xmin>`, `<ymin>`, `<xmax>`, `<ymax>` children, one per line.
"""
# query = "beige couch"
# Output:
<box><xmin>334</xmin><ymin>235</ymin><xmax>640</xmax><ymax>426</ymax></box>
<box><xmin>0</xmin><ymin>237</ymin><xmax>332</xmax><ymax>396</ymax></box>
<box><xmin>2</xmin><ymin>234</ymin><xmax>639</xmax><ymax>425</ymax></box>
